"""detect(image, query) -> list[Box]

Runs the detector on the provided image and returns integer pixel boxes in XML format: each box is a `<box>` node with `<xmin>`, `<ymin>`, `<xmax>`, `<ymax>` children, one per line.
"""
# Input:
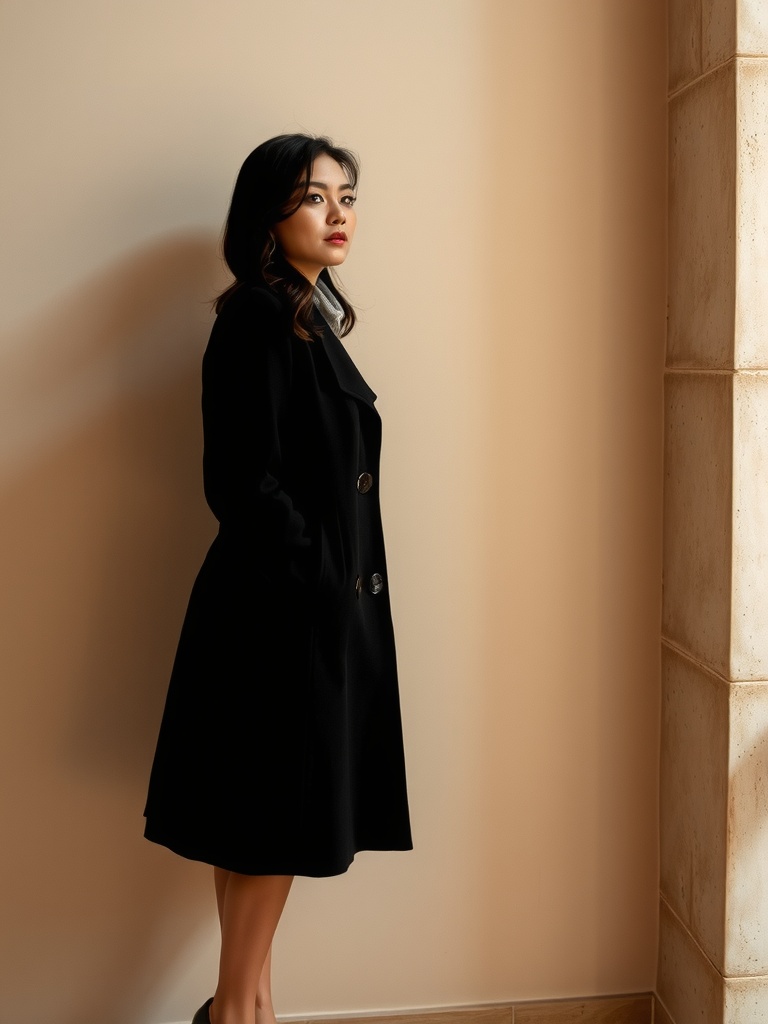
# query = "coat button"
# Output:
<box><xmin>355</xmin><ymin>575</ymin><xmax>362</xmax><ymax>598</ymax></box>
<box><xmin>369</xmin><ymin>572</ymin><xmax>384</xmax><ymax>595</ymax></box>
<box><xmin>357</xmin><ymin>472</ymin><xmax>373</xmax><ymax>494</ymax></box>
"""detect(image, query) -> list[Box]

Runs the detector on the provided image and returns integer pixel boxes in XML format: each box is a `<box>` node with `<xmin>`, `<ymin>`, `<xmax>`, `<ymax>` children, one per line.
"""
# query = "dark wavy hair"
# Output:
<box><xmin>215</xmin><ymin>133</ymin><xmax>359</xmax><ymax>341</ymax></box>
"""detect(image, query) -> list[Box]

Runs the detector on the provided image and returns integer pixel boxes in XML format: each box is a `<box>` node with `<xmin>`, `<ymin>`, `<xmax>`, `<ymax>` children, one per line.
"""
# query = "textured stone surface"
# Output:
<box><xmin>668</xmin><ymin>63</ymin><xmax>736</xmax><ymax>368</ymax></box>
<box><xmin>662</xmin><ymin>373</ymin><xmax>732</xmax><ymax>673</ymax></box>
<box><xmin>734</xmin><ymin>62</ymin><xmax>768</xmax><ymax>367</ymax></box>
<box><xmin>657</xmin><ymin>899</ymin><xmax>723</xmax><ymax>1024</ymax></box>
<box><xmin>668</xmin><ymin>0</ymin><xmax>736</xmax><ymax>91</ymax></box>
<box><xmin>725</xmin><ymin>683</ymin><xmax>768</xmax><ymax>974</ymax></box>
<box><xmin>731</xmin><ymin>374</ymin><xmax>768</xmax><ymax>677</ymax></box>
<box><xmin>723</xmin><ymin>974</ymin><xmax>768</xmax><ymax>1021</ymax></box>
<box><xmin>660</xmin><ymin>646</ymin><xmax>728</xmax><ymax>969</ymax></box>
<box><xmin>739</xmin><ymin>0</ymin><xmax>768</xmax><ymax>54</ymax></box>
<box><xmin>669</xmin><ymin>0</ymin><xmax>703</xmax><ymax>92</ymax></box>
<box><xmin>703</xmin><ymin>0</ymin><xmax>736</xmax><ymax>69</ymax></box>
<box><xmin>664</xmin><ymin>5</ymin><xmax>768</xmax><ymax>1020</ymax></box>
<box><xmin>654</xmin><ymin>996</ymin><xmax>676</xmax><ymax>1024</ymax></box>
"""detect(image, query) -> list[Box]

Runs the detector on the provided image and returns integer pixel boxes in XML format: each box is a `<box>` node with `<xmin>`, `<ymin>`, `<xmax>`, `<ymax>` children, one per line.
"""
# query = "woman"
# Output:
<box><xmin>143</xmin><ymin>134</ymin><xmax>412</xmax><ymax>1024</ymax></box>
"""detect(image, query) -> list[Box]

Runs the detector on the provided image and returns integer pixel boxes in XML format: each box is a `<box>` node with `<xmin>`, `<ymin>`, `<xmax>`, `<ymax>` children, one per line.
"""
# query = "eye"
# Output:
<box><xmin>341</xmin><ymin>195</ymin><xmax>357</xmax><ymax>207</ymax></box>
<box><xmin>306</xmin><ymin>193</ymin><xmax>324</xmax><ymax>204</ymax></box>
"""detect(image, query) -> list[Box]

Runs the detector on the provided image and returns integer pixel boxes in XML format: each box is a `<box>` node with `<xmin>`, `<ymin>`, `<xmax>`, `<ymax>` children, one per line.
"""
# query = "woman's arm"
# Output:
<box><xmin>201</xmin><ymin>288</ymin><xmax>313</xmax><ymax>584</ymax></box>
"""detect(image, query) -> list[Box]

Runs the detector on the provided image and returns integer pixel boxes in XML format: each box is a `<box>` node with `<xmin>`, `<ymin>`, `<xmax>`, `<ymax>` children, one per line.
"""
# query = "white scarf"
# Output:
<box><xmin>313</xmin><ymin>278</ymin><xmax>345</xmax><ymax>337</ymax></box>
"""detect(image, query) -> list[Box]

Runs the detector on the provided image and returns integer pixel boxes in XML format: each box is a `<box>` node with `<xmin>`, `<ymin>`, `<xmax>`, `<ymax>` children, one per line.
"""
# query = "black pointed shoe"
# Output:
<box><xmin>191</xmin><ymin>997</ymin><xmax>213</xmax><ymax>1024</ymax></box>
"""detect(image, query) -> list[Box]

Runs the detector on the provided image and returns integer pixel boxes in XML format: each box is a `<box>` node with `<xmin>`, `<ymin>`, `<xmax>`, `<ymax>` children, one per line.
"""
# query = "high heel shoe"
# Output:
<box><xmin>191</xmin><ymin>997</ymin><xmax>213</xmax><ymax>1024</ymax></box>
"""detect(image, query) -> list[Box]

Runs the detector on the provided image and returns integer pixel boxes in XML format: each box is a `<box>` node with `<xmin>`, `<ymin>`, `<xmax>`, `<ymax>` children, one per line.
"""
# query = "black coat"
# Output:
<box><xmin>144</xmin><ymin>284</ymin><xmax>412</xmax><ymax>876</ymax></box>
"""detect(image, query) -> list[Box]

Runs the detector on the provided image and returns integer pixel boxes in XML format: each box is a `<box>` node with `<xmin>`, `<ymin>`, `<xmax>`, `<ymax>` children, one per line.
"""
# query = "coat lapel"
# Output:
<box><xmin>320</xmin><ymin>324</ymin><xmax>378</xmax><ymax>408</ymax></box>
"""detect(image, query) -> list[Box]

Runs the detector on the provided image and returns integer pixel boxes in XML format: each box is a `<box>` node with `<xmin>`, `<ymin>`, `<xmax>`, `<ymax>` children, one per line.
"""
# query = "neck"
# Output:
<box><xmin>285</xmin><ymin>259</ymin><xmax>319</xmax><ymax>285</ymax></box>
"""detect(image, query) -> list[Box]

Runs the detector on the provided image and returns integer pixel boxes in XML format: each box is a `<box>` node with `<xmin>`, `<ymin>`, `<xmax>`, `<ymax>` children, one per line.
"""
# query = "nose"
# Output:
<box><xmin>327</xmin><ymin>198</ymin><xmax>346</xmax><ymax>225</ymax></box>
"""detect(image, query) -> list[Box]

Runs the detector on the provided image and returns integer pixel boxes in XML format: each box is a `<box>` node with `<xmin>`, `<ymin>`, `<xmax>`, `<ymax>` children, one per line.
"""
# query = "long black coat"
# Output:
<box><xmin>143</xmin><ymin>284</ymin><xmax>412</xmax><ymax>877</ymax></box>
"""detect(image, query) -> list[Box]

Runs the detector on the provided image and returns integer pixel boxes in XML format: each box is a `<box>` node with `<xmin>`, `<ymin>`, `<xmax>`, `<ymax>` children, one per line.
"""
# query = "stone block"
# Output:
<box><xmin>723</xmin><ymin>974</ymin><xmax>768</xmax><ymax>1020</ymax></box>
<box><xmin>670</xmin><ymin>0</ymin><xmax>702</xmax><ymax>92</ymax></box>
<box><xmin>654</xmin><ymin>997</ymin><xmax>675</xmax><ymax>1024</ymax></box>
<box><xmin>734</xmin><ymin>61</ymin><xmax>768</xmax><ymax>367</ymax></box>
<box><xmin>662</xmin><ymin>373</ymin><xmax>732</xmax><ymax>674</ymax></box>
<box><xmin>731</xmin><ymin>373</ymin><xmax>768</xmax><ymax>677</ymax></box>
<box><xmin>725</xmin><ymin>683</ymin><xmax>768</xmax><ymax>974</ymax></box>
<box><xmin>703</xmin><ymin>0</ymin><xmax>737</xmax><ymax>69</ymax></box>
<box><xmin>657</xmin><ymin>898</ymin><xmax>723</xmax><ymax>1024</ymax></box>
<box><xmin>660</xmin><ymin>645</ymin><xmax>728</xmax><ymax>969</ymax></box>
<box><xmin>739</xmin><ymin>0</ymin><xmax>768</xmax><ymax>55</ymax></box>
<box><xmin>669</xmin><ymin>63</ymin><xmax>736</xmax><ymax>368</ymax></box>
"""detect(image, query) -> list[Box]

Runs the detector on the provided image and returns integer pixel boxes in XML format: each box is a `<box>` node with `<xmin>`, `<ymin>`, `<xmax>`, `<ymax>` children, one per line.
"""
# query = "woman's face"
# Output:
<box><xmin>273</xmin><ymin>153</ymin><xmax>357</xmax><ymax>284</ymax></box>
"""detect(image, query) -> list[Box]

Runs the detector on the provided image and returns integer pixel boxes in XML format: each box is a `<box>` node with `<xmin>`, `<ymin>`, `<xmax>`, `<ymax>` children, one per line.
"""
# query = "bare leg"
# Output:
<box><xmin>209</xmin><ymin>871</ymin><xmax>293</xmax><ymax>1024</ymax></box>
<box><xmin>213</xmin><ymin>868</ymin><xmax>279</xmax><ymax>1023</ymax></box>
<box><xmin>254</xmin><ymin>945</ymin><xmax>275</xmax><ymax>1024</ymax></box>
<box><xmin>214</xmin><ymin>866</ymin><xmax>230</xmax><ymax>926</ymax></box>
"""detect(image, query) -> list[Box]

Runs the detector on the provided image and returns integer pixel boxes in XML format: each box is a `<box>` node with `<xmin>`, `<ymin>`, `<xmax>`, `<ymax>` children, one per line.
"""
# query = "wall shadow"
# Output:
<box><xmin>0</xmin><ymin>234</ymin><xmax>225</xmax><ymax>1024</ymax></box>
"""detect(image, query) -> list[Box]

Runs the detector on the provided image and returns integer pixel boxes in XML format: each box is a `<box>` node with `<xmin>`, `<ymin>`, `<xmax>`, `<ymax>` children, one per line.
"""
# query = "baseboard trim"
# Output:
<box><xmin>278</xmin><ymin>991</ymin><xmax>654</xmax><ymax>1023</ymax></box>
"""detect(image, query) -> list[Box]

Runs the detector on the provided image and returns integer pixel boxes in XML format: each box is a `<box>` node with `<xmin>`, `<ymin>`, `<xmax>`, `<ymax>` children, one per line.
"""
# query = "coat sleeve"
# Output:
<box><xmin>201</xmin><ymin>288</ymin><xmax>314</xmax><ymax>588</ymax></box>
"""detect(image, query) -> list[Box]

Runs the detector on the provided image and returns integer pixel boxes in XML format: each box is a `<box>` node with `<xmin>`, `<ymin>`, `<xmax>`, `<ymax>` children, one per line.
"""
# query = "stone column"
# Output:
<box><xmin>659</xmin><ymin>3</ymin><xmax>768</xmax><ymax>1022</ymax></box>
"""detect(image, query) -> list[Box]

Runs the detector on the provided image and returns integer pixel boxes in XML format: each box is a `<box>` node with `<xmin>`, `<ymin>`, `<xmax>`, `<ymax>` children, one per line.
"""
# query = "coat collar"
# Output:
<box><xmin>319</xmin><ymin>321</ymin><xmax>378</xmax><ymax>409</ymax></box>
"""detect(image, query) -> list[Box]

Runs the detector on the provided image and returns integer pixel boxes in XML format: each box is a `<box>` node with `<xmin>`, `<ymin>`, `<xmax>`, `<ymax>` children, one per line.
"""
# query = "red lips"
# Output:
<box><xmin>325</xmin><ymin>232</ymin><xmax>347</xmax><ymax>241</ymax></box>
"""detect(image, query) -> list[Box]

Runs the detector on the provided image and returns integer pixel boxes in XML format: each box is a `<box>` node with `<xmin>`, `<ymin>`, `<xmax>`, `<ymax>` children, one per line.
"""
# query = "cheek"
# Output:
<box><xmin>299</xmin><ymin>209</ymin><xmax>325</xmax><ymax>243</ymax></box>
<box><xmin>277</xmin><ymin>213</ymin><xmax>313</xmax><ymax>253</ymax></box>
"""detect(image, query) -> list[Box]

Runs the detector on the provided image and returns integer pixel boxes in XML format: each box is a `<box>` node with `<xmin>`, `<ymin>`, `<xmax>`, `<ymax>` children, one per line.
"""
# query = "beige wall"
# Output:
<box><xmin>0</xmin><ymin>2</ymin><xmax>667</xmax><ymax>1022</ymax></box>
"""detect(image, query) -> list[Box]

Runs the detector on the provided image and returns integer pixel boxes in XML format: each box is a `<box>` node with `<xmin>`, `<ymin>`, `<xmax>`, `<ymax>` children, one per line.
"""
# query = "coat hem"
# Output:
<box><xmin>143</xmin><ymin>819</ymin><xmax>413</xmax><ymax>879</ymax></box>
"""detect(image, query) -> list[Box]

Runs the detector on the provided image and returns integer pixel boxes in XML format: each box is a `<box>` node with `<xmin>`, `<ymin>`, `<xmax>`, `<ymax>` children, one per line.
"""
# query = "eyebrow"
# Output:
<box><xmin>308</xmin><ymin>180</ymin><xmax>355</xmax><ymax>192</ymax></box>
